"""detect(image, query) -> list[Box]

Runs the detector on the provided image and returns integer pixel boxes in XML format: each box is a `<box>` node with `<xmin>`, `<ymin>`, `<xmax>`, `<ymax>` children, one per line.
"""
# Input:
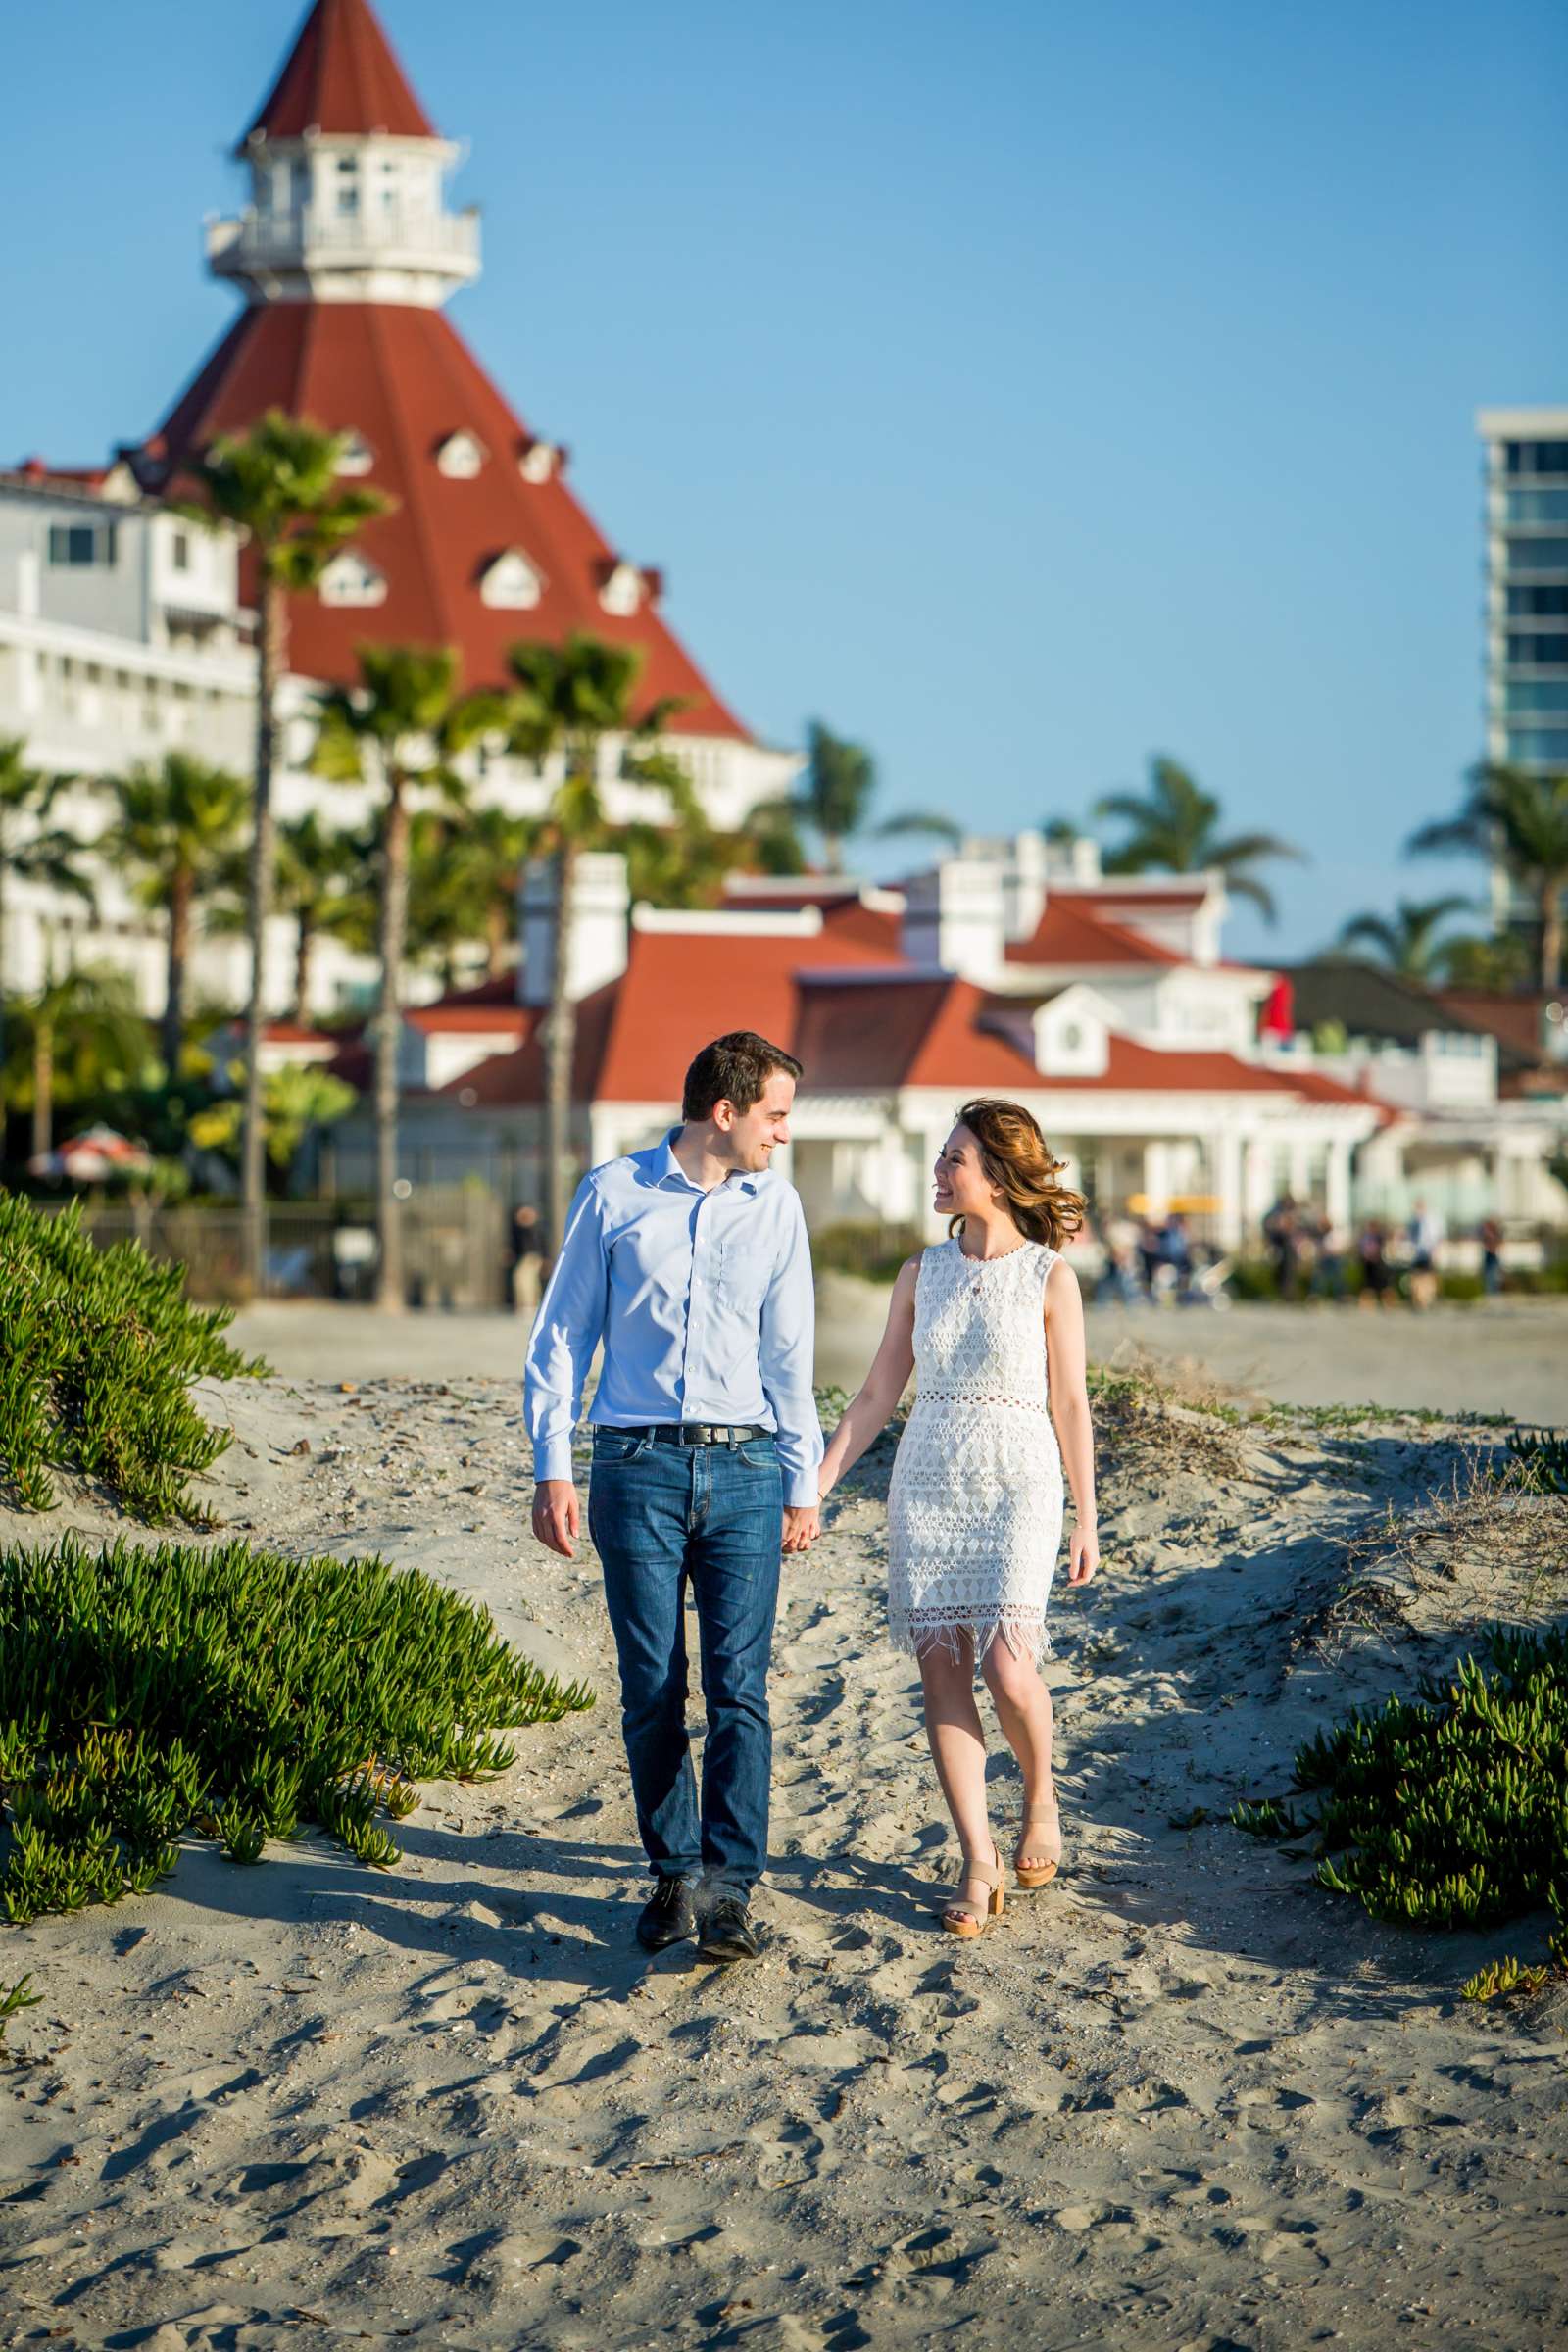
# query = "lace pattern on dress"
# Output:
<box><xmin>886</xmin><ymin>1237</ymin><xmax>1064</xmax><ymax>1667</ymax></box>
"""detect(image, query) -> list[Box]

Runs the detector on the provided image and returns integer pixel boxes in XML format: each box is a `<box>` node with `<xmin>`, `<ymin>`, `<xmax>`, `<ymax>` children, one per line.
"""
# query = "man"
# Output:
<box><xmin>509</xmin><ymin>1201</ymin><xmax>545</xmax><ymax>1323</ymax></box>
<box><xmin>524</xmin><ymin>1031</ymin><xmax>822</xmax><ymax>1964</ymax></box>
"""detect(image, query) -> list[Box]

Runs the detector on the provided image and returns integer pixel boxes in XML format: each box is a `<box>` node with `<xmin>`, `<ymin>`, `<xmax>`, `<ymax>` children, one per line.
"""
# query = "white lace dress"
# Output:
<box><xmin>887</xmin><ymin>1236</ymin><xmax>1064</xmax><ymax>1664</ymax></box>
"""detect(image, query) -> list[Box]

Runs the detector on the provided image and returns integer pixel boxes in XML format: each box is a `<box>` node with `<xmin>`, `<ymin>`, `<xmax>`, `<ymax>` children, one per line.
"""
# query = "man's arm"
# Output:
<box><xmin>524</xmin><ymin>1173</ymin><xmax>610</xmax><ymax>1554</ymax></box>
<box><xmin>758</xmin><ymin>1190</ymin><xmax>823</xmax><ymax>1524</ymax></box>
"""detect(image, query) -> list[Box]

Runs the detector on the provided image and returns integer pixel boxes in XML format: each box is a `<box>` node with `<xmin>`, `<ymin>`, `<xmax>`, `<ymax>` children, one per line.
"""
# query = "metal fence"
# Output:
<box><xmin>52</xmin><ymin>1187</ymin><xmax>509</xmax><ymax>1309</ymax></box>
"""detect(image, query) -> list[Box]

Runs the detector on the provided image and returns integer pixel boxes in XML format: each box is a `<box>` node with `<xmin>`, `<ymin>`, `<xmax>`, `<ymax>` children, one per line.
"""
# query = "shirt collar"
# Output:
<box><xmin>654</xmin><ymin>1126</ymin><xmax>763</xmax><ymax>1196</ymax></box>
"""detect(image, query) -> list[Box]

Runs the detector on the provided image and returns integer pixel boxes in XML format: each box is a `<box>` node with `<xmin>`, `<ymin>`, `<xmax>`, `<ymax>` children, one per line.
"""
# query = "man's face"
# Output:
<box><xmin>717</xmin><ymin>1071</ymin><xmax>796</xmax><ymax>1173</ymax></box>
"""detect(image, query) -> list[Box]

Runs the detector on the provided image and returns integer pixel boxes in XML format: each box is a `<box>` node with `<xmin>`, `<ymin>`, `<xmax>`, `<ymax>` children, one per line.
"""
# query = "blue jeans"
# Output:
<box><xmin>588</xmin><ymin>1428</ymin><xmax>783</xmax><ymax>1894</ymax></box>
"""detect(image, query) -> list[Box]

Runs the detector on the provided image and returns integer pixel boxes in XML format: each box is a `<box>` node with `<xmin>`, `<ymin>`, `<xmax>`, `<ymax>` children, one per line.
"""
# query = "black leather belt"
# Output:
<box><xmin>613</xmin><ymin>1422</ymin><xmax>769</xmax><ymax>1447</ymax></box>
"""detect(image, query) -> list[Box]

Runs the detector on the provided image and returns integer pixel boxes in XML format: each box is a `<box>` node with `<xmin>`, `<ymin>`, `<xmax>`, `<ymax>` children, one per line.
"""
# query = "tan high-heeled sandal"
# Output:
<box><xmin>1014</xmin><ymin>1795</ymin><xmax>1062</xmax><ymax>1888</ymax></box>
<box><xmin>943</xmin><ymin>1844</ymin><xmax>1004</xmax><ymax>1938</ymax></box>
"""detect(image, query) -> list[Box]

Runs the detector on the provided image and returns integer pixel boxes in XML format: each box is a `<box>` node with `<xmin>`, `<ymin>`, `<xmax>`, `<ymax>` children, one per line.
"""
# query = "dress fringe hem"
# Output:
<box><xmin>891</xmin><ymin>1611</ymin><xmax>1053</xmax><ymax>1667</ymax></box>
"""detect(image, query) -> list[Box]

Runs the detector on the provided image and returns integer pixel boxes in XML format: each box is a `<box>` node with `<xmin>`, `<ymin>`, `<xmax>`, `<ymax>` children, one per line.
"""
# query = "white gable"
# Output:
<box><xmin>1032</xmin><ymin>982</ymin><xmax>1113</xmax><ymax>1078</ymax></box>
<box><xmin>517</xmin><ymin>439</ymin><xmax>562</xmax><ymax>483</ymax></box>
<box><xmin>318</xmin><ymin>548</ymin><xmax>387</xmax><ymax>607</ymax></box>
<box><xmin>479</xmin><ymin>549</ymin><xmax>544</xmax><ymax>610</ymax></box>
<box><xmin>435</xmin><ymin>430</ymin><xmax>486</xmax><ymax>479</ymax></box>
<box><xmin>599</xmin><ymin>560</ymin><xmax>643</xmax><ymax>616</ymax></box>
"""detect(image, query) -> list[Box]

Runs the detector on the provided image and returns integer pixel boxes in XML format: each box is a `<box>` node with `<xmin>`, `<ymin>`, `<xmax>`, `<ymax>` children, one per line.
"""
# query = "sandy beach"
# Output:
<box><xmin>1</xmin><ymin>1314</ymin><xmax>1565</xmax><ymax>2350</ymax></box>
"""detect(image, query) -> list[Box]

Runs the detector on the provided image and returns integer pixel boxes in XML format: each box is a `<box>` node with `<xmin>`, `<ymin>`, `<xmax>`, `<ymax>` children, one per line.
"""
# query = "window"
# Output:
<box><xmin>171</xmin><ymin>530</ymin><xmax>190</xmax><ymax>572</ymax></box>
<box><xmin>518</xmin><ymin>439</ymin><xmax>560</xmax><ymax>483</ymax></box>
<box><xmin>1504</xmin><ymin>439</ymin><xmax>1568</xmax><ymax>477</ymax></box>
<box><xmin>1506</xmin><ymin>536</ymin><xmax>1568</xmax><ymax>575</ymax></box>
<box><xmin>478</xmin><ymin>549</ymin><xmax>544</xmax><ymax>609</ymax></box>
<box><xmin>1504</xmin><ymin>679</ymin><xmax>1568</xmax><ymax>715</ymax></box>
<box><xmin>335</xmin><ymin>156</ymin><xmax>360</xmax><ymax>218</ymax></box>
<box><xmin>1504</xmin><ymin>488</ymin><xmax>1568</xmax><ymax>526</ymax></box>
<box><xmin>336</xmin><ymin>430</ymin><xmax>374</xmax><ymax>477</ymax></box>
<box><xmin>47</xmin><ymin>521</ymin><xmax>117</xmax><ymax>567</ymax></box>
<box><xmin>435</xmin><ymin>431</ymin><xmax>486</xmax><ymax>478</ymax></box>
<box><xmin>1507</xmin><ymin>582</ymin><xmax>1568</xmax><ymax>618</ymax></box>
<box><xmin>319</xmin><ymin>549</ymin><xmax>387</xmax><ymax>607</ymax></box>
<box><xmin>1506</xmin><ymin>727</ymin><xmax>1568</xmax><ymax>763</ymax></box>
<box><xmin>1507</xmin><ymin>631</ymin><xmax>1568</xmax><ymax>666</ymax></box>
<box><xmin>599</xmin><ymin>560</ymin><xmax>643</xmax><ymax>615</ymax></box>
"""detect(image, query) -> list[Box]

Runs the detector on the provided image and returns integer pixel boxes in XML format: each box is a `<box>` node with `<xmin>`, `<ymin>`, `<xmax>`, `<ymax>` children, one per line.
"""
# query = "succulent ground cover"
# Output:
<box><xmin>1234</xmin><ymin>1622</ymin><xmax>1567</xmax><ymax>1999</ymax></box>
<box><xmin>0</xmin><ymin>1192</ymin><xmax>267</xmax><ymax>1522</ymax></box>
<box><xmin>0</xmin><ymin>1531</ymin><xmax>594</xmax><ymax>1927</ymax></box>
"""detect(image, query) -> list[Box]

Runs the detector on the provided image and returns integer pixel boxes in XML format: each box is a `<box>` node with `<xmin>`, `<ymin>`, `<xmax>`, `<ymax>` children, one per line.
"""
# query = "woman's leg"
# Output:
<box><xmin>917</xmin><ymin>1633</ymin><xmax>995</xmax><ymax>1917</ymax></box>
<box><xmin>981</xmin><ymin>1634</ymin><xmax>1057</xmax><ymax>1866</ymax></box>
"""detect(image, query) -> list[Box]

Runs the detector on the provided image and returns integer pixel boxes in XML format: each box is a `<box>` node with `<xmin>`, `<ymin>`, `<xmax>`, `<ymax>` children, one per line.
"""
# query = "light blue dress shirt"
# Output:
<box><xmin>524</xmin><ymin>1131</ymin><xmax>823</xmax><ymax>1507</ymax></box>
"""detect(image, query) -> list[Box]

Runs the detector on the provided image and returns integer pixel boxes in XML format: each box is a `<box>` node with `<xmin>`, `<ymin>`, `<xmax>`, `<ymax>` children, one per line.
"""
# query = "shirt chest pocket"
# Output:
<box><xmin>717</xmin><ymin>1233</ymin><xmax>773</xmax><ymax>1315</ymax></box>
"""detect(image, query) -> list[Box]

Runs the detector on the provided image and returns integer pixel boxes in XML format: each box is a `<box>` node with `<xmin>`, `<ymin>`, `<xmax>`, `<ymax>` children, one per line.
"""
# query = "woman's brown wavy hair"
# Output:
<box><xmin>948</xmin><ymin>1098</ymin><xmax>1087</xmax><ymax>1250</ymax></box>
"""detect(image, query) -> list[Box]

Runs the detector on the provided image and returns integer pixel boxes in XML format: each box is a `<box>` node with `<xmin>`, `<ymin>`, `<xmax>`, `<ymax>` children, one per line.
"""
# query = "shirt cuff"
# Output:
<box><xmin>783</xmin><ymin>1470</ymin><xmax>819</xmax><ymax>1509</ymax></box>
<box><xmin>534</xmin><ymin>1439</ymin><xmax>576</xmax><ymax>1485</ymax></box>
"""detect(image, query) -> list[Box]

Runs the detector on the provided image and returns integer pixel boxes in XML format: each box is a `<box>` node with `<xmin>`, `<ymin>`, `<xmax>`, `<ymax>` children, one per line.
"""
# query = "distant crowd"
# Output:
<box><xmin>1072</xmin><ymin>1195</ymin><xmax>1506</xmax><ymax>1310</ymax></box>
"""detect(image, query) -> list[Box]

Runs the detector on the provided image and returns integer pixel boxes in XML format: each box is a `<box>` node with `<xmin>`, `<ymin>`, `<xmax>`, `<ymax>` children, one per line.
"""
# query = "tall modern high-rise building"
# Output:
<box><xmin>1478</xmin><ymin>407</ymin><xmax>1568</xmax><ymax>773</ymax></box>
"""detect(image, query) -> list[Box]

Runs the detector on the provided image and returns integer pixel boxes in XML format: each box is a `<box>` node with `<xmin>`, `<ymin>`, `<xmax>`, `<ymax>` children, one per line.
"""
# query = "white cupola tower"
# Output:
<box><xmin>205</xmin><ymin>0</ymin><xmax>480</xmax><ymax>310</ymax></box>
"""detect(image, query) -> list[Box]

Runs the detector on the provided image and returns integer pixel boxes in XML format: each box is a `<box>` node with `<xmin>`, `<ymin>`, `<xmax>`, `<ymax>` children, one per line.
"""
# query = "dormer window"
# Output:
<box><xmin>517</xmin><ymin>438</ymin><xmax>562</xmax><ymax>484</ymax></box>
<box><xmin>599</xmin><ymin>560</ymin><xmax>644</xmax><ymax>616</ymax></box>
<box><xmin>435</xmin><ymin>430</ymin><xmax>486</xmax><ymax>479</ymax></box>
<box><xmin>478</xmin><ymin>549</ymin><xmax>544</xmax><ymax>610</ymax></box>
<box><xmin>336</xmin><ymin>431</ymin><xmax>374</xmax><ymax>477</ymax></box>
<box><xmin>319</xmin><ymin>549</ymin><xmax>387</xmax><ymax>608</ymax></box>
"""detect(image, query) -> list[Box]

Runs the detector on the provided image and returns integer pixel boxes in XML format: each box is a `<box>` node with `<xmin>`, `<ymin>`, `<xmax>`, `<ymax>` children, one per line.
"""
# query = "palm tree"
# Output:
<box><xmin>503</xmin><ymin>634</ymin><xmax>684</xmax><ymax>1255</ymax></box>
<box><xmin>210</xmin><ymin>808</ymin><xmax>371</xmax><ymax>1020</ymax></box>
<box><xmin>1335</xmin><ymin>894</ymin><xmax>1473</xmax><ymax>981</ymax></box>
<box><xmin>798</xmin><ymin>720</ymin><xmax>874</xmax><ymax>872</ymax></box>
<box><xmin>1432</xmin><ymin>930</ymin><xmax>1533</xmax><ymax>991</ymax></box>
<box><xmin>102</xmin><ymin>754</ymin><xmax>248</xmax><ymax>1076</ymax></box>
<box><xmin>1408</xmin><ymin>764</ymin><xmax>1568</xmax><ymax>989</ymax></box>
<box><xmin>0</xmin><ymin>738</ymin><xmax>94</xmax><ymax>1094</ymax></box>
<box><xmin>1093</xmin><ymin>755</ymin><xmax>1305</xmax><ymax>923</ymax></box>
<box><xmin>3</xmin><ymin>963</ymin><xmax>150</xmax><ymax>1160</ymax></box>
<box><xmin>312</xmin><ymin>644</ymin><xmax>501</xmax><ymax>1309</ymax></box>
<box><xmin>407</xmin><ymin>802</ymin><xmax>538</xmax><ymax>985</ymax></box>
<box><xmin>184</xmin><ymin>411</ymin><xmax>390</xmax><ymax>1289</ymax></box>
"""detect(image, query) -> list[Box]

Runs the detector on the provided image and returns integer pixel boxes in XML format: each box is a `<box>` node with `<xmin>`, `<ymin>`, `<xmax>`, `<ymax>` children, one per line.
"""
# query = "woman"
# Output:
<box><xmin>817</xmin><ymin>1099</ymin><xmax>1100</xmax><ymax>1937</ymax></box>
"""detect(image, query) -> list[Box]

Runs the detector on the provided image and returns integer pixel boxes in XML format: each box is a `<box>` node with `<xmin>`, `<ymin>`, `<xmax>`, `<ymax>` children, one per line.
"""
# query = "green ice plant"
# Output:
<box><xmin>0</xmin><ymin>1531</ymin><xmax>595</xmax><ymax>1925</ymax></box>
<box><xmin>1231</xmin><ymin>1624</ymin><xmax>1568</xmax><ymax>1997</ymax></box>
<box><xmin>0</xmin><ymin>1190</ymin><xmax>268</xmax><ymax>1522</ymax></box>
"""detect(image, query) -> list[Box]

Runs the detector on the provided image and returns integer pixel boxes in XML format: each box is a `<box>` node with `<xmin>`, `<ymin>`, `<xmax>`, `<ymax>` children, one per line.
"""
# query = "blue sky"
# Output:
<box><xmin>3</xmin><ymin>0</ymin><xmax>1564</xmax><ymax>959</ymax></box>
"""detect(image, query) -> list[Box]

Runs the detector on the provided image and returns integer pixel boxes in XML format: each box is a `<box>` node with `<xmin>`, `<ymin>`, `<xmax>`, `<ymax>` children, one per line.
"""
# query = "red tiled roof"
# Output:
<box><xmin>404</xmin><ymin>1002</ymin><xmax>530</xmax><ymax>1037</ymax></box>
<box><xmin>1004</xmin><ymin>898</ymin><xmax>1184</xmax><ymax>968</ymax></box>
<box><xmin>1061</xmin><ymin>885</ymin><xmax>1209</xmax><ymax>910</ymax></box>
<box><xmin>134</xmin><ymin>302</ymin><xmax>751</xmax><ymax>740</ymax></box>
<box><xmin>239</xmin><ymin>0</ymin><xmax>437</xmax><ymax>148</ymax></box>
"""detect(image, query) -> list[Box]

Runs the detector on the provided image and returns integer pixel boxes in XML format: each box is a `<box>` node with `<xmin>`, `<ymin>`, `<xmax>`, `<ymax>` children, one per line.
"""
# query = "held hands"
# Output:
<box><xmin>782</xmin><ymin>1504</ymin><xmax>820</xmax><ymax>1555</ymax></box>
<box><xmin>532</xmin><ymin>1479</ymin><xmax>580</xmax><ymax>1559</ymax></box>
<box><xmin>1066</xmin><ymin>1522</ymin><xmax>1100</xmax><ymax>1585</ymax></box>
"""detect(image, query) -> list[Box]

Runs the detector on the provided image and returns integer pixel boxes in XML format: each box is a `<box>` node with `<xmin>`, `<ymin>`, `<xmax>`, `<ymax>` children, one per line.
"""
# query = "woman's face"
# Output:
<box><xmin>933</xmin><ymin>1124</ymin><xmax>998</xmax><ymax>1218</ymax></box>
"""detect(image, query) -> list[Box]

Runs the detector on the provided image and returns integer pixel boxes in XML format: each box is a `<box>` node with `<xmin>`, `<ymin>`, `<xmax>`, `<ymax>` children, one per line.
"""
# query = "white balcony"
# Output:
<box><xmin>206</xmin><ymin>204</ymin><xmax>481</xmax><ymax>299</ymax></box>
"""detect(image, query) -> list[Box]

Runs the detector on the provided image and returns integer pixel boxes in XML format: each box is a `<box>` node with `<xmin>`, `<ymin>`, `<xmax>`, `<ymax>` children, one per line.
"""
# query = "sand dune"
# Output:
<box><xmin>1</xmin><ymin>1362</ymin><xmax>1565</xmax><ymax>2350</ymax></box>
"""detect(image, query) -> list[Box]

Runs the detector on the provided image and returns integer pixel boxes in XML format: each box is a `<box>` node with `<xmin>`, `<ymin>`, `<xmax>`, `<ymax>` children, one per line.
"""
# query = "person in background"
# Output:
<box><xmin>1262</xmin><ymin>1192</ymin><xmax>1299</xmax><ymax>1301</ymax></box>
<box><xmin>1356</xmin><ymin>1218</ymin><xmax>1394</xmax><ymax>1311</ymax></box>
<box><xmin>509</xmin><ymin>1202</ymin><xmax>545</xmax><ymax>1323</ymax></box>
<box><xmin>1308</xmin><ymin>1207</ymin><xmax>1348</xmax><ymax>1302</ymax></box>
<box><xmin>1479</xmin><ymin>1213</ymin><xmax>1504</xmax><ymax>1299</ymax></box>
<box><xmin>1100</xmin><ymin>1207</ymin><xmax>1143</xmax><ymax>1305</ymax></box>
<box><xmin>1407</xmin><ymin>1198</ymin><xmax>1443</xmax><ymax>1312</ymax></box>
<box><xmin>1159</xmin><ymin>1212</ymin><xmax>1194</xmax><ymax>1301</ymax></box>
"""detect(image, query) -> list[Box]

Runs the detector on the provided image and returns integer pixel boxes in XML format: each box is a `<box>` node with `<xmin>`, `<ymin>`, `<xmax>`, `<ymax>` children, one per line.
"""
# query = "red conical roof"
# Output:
<box><xmin>239</xmin><ymin>0</ymin><xmax>437</xmax><ymax>149</ymax></box>
<box><xmin>135</xmin><ymin>302</ymin><xmax>751</xmax><ymax>740</ymax></box>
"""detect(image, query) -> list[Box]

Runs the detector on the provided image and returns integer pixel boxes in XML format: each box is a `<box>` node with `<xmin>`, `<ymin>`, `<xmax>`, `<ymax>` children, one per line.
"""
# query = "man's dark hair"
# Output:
<box><xmin>682</xmin><ymin>1031</ymin><xmax>803</xmax><ymax>1122</ymax></box>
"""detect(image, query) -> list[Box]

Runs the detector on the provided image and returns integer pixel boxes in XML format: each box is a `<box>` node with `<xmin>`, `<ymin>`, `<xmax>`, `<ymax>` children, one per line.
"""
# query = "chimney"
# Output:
<box><xmin>518</xmin><ymin>850</ymin><xmax>630</xmax><ymax>1006</ymax></box>
<box><xmin>900</xmin><ymin>856</ymin><xmax>1005</xmax><ymax>982</ymax></box>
